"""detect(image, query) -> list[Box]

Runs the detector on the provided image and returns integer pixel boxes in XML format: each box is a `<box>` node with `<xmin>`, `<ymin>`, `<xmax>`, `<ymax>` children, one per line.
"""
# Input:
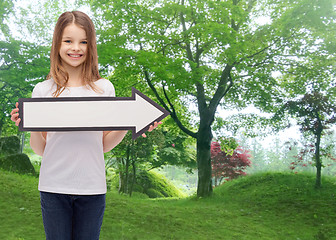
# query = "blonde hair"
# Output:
<box><xmin>48</xmin><ymin>11</ymin><xmax>101</xmax><ymax>97</ymax></box>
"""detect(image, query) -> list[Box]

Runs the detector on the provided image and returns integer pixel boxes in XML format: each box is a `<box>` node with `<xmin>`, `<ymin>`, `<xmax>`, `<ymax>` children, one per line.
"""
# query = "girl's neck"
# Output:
<box><xmin>65</xmin><ymin>65</ymin><xmax>84</xmax><ymax>87</ymax></box>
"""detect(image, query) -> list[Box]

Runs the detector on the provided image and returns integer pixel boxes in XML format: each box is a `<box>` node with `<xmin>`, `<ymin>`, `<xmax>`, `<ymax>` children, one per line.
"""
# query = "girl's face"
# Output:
<box><xmin>59</xmin><ymin>24</ymin><xmax>87</xmax><ymax>71</ymax></box>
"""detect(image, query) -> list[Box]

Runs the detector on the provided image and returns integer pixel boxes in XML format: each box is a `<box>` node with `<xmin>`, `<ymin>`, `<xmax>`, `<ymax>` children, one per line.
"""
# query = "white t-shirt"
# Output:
<box><xmin>32</xmin><ymin>78</ymin><xmax>115</xmax><ymax>195</ymax></box>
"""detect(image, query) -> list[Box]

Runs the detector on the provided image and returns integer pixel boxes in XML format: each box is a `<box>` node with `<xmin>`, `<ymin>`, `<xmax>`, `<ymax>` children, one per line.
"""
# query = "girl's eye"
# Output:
<box><xmin>64</xmin><ymin>40</ymin><xmax>71</xmax><ymax>43</ymax></box>
<box><xmin>81</xmin><ymin>41</ymin><xmax>88</xmax><ymax>44</ymax></box>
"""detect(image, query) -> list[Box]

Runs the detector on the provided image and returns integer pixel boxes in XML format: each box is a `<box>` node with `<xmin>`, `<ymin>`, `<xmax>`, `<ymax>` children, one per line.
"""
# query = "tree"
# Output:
<box><xmin>0</xmin><ymin>0</ymin><xmax>14</xmax><ymax>38</ymax></box>
<box><xmin>0</xmin><ymin>40</ymin><xmax>50</xmax><ymax>136</ymax></box>
<box><xmin>107</xmin><ymin>127</ymin><xmax>195</xmax><ymax>196</ymax></box>
<box><xmin>283</xmin><ymin>92</ymin><xmax>336</xmax><ymax>188</ymax></box>
<box><xmin>0</xmin><ymin>1</ymin><xmax>64</xmax><ymax>136</ymax></box>
<box><xmin>211</xmin><ymin>139</ymin><xmax>251</xmax><ymax>186</ymax></box>
<box><xmin>107</xmin><ymin>131</ymin><xmax>154</xmax><ymax>196</ymax></box>
<box><xmin>85</xmin><ymin>0</ymin><xmax>335</xmax><ymax>197</ymax></box>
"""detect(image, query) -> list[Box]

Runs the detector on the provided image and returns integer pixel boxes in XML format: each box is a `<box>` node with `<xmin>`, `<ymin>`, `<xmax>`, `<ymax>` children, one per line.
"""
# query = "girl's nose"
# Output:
<box><xmin>72</xmin><ymin>43</ymin><xmax>80</xmax><ymax>51</ymax></box>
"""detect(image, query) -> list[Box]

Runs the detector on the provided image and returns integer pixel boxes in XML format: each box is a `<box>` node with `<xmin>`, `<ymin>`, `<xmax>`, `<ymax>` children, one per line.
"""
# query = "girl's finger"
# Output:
<box><xmin>15</xmin><ymin>118</ymin><xmax>21</xmax><ymax>126</ymax></box>
<box><xmin>152</xmin><ymin>121</ymin><xmax>162</xmax><ymax>129</ymax></box>
<box><xmin>10</xmin><ymin>108</ymin><xmax>18</xmax><ymax>116</ymax></box>
<box><xmin>143</xmin><ymin>121</ymin><xmax>163</xmax><ymax>137</ymax></box>
<box><xmin>148</xmin><ymin>125</ymin><xmax>154</xmax><ymax>132</ymax></box>
<box><xmin>11</xmin><ymin>113</ymin><xmax>18</xmax><ymax>121</ymax></box>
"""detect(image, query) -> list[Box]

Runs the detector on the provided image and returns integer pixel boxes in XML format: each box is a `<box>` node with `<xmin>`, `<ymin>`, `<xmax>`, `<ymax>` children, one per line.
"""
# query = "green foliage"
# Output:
<box><xmin>146</xmin><ymin>188</ymin><xmax>165</xmax><ymax>198</ymax></box>
<box><xmin>0</xmin><ymin>1</ymin><xmax>70</xmax><ymax>136</ymax></box>
<box><xmin>10</xmin><ymin>0</ymin><xmax>77</xmax><ymax>43</ymax></box>
<box><xmin>113</xmin><ymin>170</ymin><xmax>185</xmax><ymax>198</ymax></box>
<box><xmin>152</xmin><ymin>128</ymin><xmax>196</xmax><ymax>169</ymax></box>
<box><xmin>0</xmin><ymin>135</ymin><xmax>20</xmax><ymax>156</ymax></box>
<box><xmin>110</xmin><ymin>127</ymin><xmax>195</xmax><ymax>171</ymax></box>
<box><xmin>0</xmin><ymin>153</ymin><xmax>36</xmax><ymax>175</ymax></box>
<box><xmin>0</xmin><ymin>39</ymin><xmax>50</xmax><ymax>135</ymax></box>
<box><xmin>136</xmin><ymin>170</ymin><xmax>185</xmax><ymax>198</ymax></box>
<box><xmin>107</xmin><ymin>128</ymin><xmax>196</xmax><ymax>196</ymax></box>
<box><xmin>0</xmin><ymin>135</ymin><xmax>36</xmax><ymax>175</ymax></box>
<box><xmin>0</xmin><ymin>0</ymin><xmax>14</xmax><ymax>37</ymax></box>
<box><xmin>216</xmin><ymin>136</ymin><xmax>239</xmax><ymax>155</ymax></box>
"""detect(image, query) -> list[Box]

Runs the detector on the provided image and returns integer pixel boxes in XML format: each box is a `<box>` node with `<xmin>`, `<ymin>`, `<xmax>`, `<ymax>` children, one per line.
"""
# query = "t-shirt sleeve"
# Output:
<box><xmin>104</xmin><ymin>79</ymin><xmax>115</xmax><ymax>97</ymax></box>
<box><xmin>31</xmin><ymin>83</ymin><xmax>42</xmax><ymax>98</ymax></box>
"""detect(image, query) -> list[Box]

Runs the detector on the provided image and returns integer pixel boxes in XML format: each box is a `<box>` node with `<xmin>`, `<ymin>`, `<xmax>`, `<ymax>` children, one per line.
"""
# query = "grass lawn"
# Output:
<box><xmin>1</xmin><ymin>170</ymin><xmax>336</xmax><ymax>239</ymax></box>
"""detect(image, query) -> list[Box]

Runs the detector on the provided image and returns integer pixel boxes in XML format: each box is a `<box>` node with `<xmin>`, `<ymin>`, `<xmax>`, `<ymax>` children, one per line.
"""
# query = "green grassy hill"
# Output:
<box><xmin>1</xmin><ymin>170</ymin><xmax>336</xmax><ymax>239</ymax></box>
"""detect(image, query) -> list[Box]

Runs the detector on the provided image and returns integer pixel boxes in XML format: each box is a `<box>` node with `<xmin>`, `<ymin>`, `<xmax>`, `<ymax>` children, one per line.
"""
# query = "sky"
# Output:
<box><xmin>217</xmin><ymin>106</ymin><xmax>302</xmax><ymax>148</ymax></box>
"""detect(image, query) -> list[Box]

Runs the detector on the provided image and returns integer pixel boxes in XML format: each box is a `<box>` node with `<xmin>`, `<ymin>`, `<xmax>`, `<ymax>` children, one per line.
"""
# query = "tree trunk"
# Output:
<box><xmin>314</xmin><ymin>111</ymin><xmax>324</xmax><ymax>189</ymax></box>
<box><xmin>196</xmin><ymin>121</ymin><xmax>213</xmax><ymax>197</ymax></box>
<box><xmin>118</xmin><ymin>158</ymin><xmax>125</xmax><ymax>193</ymax></box>
<box><xmin>124</xmin><ymin>146</ymin><xmax>131</xmax><ymax>194</ymax></box>
<box><xmin>118</xmin><ymin>170</ymin><xmax>125</xmax><ymax>193</ymax></box>
<box><xmin>118</xmin><ymin>145</ymin><xmax>131</xmax><ymax>194</ymax></box>
<box><xmin>20</xmin><ymin>132</ymin><xmax>25</xmax><ymax>153</ymax></box>
<box><xmin>0</xmin><ymin>116</ymin><xmax>4</xmax><ymax>136</ymax></box>
<box><xmin>129</xmin><ymin>160</ymin><xmax>136</xmax><ymax>197</ymax></box>
<box><xmin>315</xmin><ymin>128</ymin><xmax>323</xmax><ymax>189</ymax></box>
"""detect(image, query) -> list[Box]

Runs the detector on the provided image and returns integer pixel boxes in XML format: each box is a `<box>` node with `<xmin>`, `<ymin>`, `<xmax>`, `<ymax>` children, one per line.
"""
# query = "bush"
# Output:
<box><xmin>0</xmin><ymin>136</ymin><xmax>20</xmax><ymax>156</ymax></box>
<box><xmin>131</xmin><ymin>184</ymin><xmax>144</xmax><ymax>193</ymax></box>
<box><xmin>146</xmin><ymin>188</ymin><xmax>165</xmax><ymax>198</ymax></box>
<box><xmin>0</xmin><ymin>153</ymin><xmax>36</xmax><ymax>175</ymax></box>
<box><xmin>136</xmin><ymin>170</ymin><xmax>185</xmax><ymax>198</ymax></box>
<box><xmin>111</xmin><ymin>170</ymin><xmax>186</xmax><ymax>198</ymax></box>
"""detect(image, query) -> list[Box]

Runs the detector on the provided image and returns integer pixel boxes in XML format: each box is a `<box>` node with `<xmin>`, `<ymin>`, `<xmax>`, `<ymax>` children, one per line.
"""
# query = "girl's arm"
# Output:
<box><xmin>30</xmin><ymin>132</ymin><xmax>47</xmax><ymax>156</ymax></box>
<box><xmin>102</xmin><ymin>121</ymin><xmax>162</xmax><ymax>153</ymax></box>
<box><xmin>103</xmin><ymin>130</ymin><xmax>128</xmax><ymax>153</ymax></box>
<box><xmin>11</xmin><ymin>102</ymin><xmax>46</xmax><ymax>156</ymax></box>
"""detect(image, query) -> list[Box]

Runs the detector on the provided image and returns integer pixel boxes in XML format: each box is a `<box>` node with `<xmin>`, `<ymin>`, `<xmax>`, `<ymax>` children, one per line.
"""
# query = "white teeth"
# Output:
<box><xmin>69</xmin><ymin>54</ymin><xmax>81</xmax><ymax>57</ymax></box>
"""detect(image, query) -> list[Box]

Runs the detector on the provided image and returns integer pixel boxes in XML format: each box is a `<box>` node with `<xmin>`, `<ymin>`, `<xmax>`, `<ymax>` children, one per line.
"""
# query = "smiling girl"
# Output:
<box><xmin>10</xmin><ymin>11</ymin><xmax>160</xmax><ymax>240</ymax></box>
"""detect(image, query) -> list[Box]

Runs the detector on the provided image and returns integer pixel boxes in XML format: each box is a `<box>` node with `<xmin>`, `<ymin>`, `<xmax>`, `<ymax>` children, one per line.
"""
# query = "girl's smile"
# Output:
<box><xmin>68</xmin><ymin>54</ymin><xmax>83</xmax><ymax>58</ymax></box>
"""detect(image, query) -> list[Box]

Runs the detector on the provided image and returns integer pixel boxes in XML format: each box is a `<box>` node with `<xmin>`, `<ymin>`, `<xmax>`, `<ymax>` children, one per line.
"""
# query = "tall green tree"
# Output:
<box><xmin>0</xmin><ymin>0</ymin><xmax>14</xmax><ymax>38</ymax></box>
<box><xmin>87</xmin><ymin>0</ymin><xmax>335</xmax><ymax>197</ymax></box>
<box><xmin>0</xmin><ymin>40</ymin><xmax>50</xmax><ymax>135</ymax></box>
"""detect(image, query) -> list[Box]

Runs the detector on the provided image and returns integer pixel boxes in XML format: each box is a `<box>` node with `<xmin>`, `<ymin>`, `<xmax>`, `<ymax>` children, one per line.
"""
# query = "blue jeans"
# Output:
<box><xmin>40</xmin><ymin>191</ymin><xmax>106</xmax><ymax>240</ymax></box>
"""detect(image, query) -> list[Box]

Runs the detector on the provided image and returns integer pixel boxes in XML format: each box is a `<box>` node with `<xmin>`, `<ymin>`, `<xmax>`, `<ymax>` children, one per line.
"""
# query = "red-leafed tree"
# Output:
<box><xmin>210</xmin><ymin>140</ymin><xmax>252</xmax><ymax>186</ymax></box>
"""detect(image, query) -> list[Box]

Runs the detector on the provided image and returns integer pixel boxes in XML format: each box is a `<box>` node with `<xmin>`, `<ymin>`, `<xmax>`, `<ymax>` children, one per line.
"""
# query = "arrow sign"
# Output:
<box><xmin>18</xmin><ymin>88</ymin><xmax>170</xmax><ymax>139</ymax></box>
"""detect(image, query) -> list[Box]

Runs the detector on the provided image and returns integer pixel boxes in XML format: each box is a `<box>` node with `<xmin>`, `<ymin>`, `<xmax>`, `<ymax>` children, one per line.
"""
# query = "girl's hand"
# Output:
<box><xmin>142</xmin><ymin>121</ymin><xmax>162</xmax><ymax>138</ymax></box>
<box><xmin>10</xmin><ymin>102</ymin><xmax>21</xmax><ymax>126</ymax></box>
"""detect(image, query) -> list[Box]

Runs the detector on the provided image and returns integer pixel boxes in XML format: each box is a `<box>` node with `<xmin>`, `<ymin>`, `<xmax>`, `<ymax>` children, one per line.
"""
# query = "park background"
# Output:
<box><xmin>0</xmin><ymin>0</ymin><xmax>336</xmax><ymax>239</ymax></box>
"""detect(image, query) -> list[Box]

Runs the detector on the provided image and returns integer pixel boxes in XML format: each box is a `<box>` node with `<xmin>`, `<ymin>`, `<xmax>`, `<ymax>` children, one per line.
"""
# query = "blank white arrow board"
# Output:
<box><xmin>18</xmin><ymin>88</ymin><xmax>170</xmax><ymax>139</ymax></box>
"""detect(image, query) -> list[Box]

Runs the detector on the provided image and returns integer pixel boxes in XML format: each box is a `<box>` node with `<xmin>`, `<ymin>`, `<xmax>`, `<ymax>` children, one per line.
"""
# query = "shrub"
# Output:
<box><xmin>0</xmin><ymin>136</ymin><xmax>20</xmax><ymax>156</ymax></box>
<box><xmin>211</xmin><ymin>141</ymin><xmax>252</xmax><ymax>186</ymax></box>
<box><xmin>132</xmin><ymin>184</ymin><xmax>144</xmax><ymax>193</ymax></box>
<box><xmin>146</xmin><ymin>188</ymin><xmax>165</xmax><ymax>198</ymax></box>
<box><xmin>111</xmin><ymin>170</ymin><xmax>185</xmax><ymax>198</ymax></box>
<box><xmin>137</xmin><ymin>170</ymin><xmax>185</xmax><ymax>198</ymax></box>
<box><xmin>0</xmin><ymin>153</ymin><xmax>36</xmax><ymax>175</ymax></box>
